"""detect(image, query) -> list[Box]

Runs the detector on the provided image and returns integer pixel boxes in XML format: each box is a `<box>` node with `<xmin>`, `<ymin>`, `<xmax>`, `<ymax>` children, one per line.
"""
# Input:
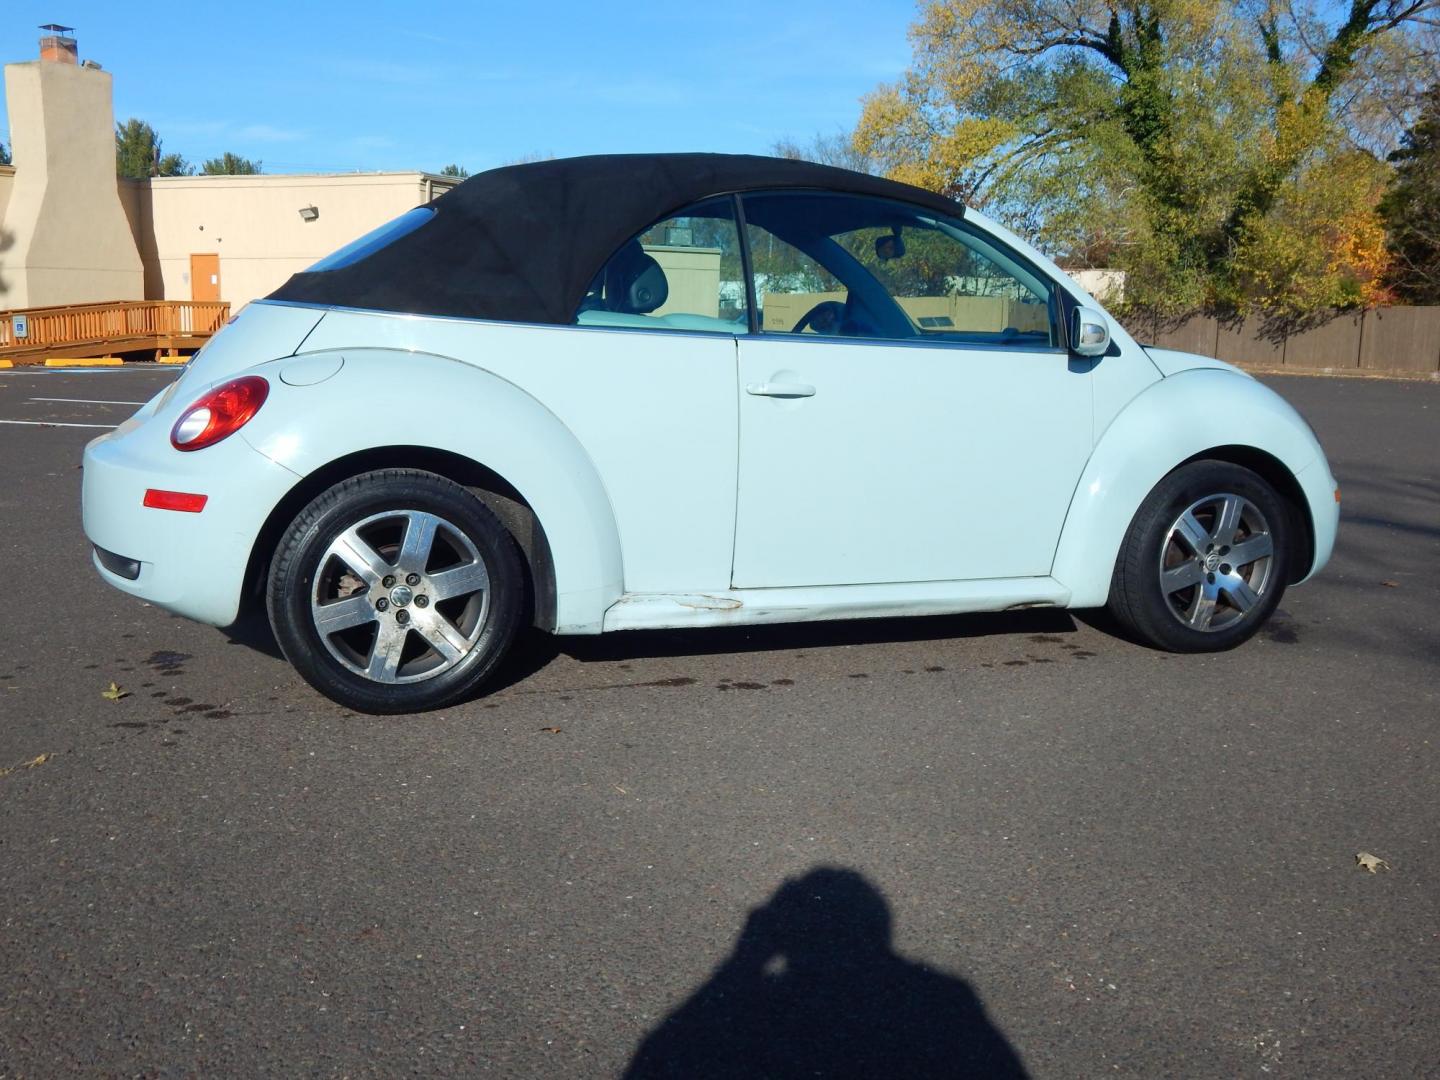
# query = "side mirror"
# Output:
<box><xmin>1070</xmin><ymin>306</ymin><xmax>1111</xmax><ymax>357</ymax></box>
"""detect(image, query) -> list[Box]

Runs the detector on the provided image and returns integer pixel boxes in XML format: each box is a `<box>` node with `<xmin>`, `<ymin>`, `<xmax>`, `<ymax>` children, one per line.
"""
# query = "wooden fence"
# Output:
<box><xmin>1124</xmin><ymin>306</ymin><xmax>1440</xmax><ymax>376</ymax></box>
<box><xmin>0</xmin><ymin>299</ymin><xmax>231</xmax><ymax>364</ymax></box>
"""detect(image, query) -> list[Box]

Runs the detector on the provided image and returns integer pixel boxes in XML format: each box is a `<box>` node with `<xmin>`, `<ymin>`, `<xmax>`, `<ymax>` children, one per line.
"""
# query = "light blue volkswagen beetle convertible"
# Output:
<box><xmin>82</xmin><ymin>154</ymin><xmax>1339</xmax><ymax>713</ymax></box>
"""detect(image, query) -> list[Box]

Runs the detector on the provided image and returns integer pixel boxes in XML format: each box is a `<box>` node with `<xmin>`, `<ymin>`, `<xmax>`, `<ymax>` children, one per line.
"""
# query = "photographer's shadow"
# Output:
<box><xmin>625</xmin><ymin>868</ymin><xmax>1027</xmax><ymax>1079</ymax></box>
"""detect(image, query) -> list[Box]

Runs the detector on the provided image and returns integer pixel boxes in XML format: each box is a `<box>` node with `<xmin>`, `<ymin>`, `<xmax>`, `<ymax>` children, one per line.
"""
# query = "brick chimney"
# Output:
<box><xmin>39</xmin><ymin>24</ymin><xmax>78</xmax><ymax>64</ymax></box>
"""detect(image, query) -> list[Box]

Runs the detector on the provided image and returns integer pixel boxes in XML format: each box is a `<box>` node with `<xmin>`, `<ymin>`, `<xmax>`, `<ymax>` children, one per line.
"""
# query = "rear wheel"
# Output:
<box><xmin>1108</xmin><ymin>460</ymin><xmax>1291</xmax><ymax>652</ymax></box>
<box><xmin>267</xmin><ymin>469</ymin><xmax>523</xmax><ymax>713</ymax></box>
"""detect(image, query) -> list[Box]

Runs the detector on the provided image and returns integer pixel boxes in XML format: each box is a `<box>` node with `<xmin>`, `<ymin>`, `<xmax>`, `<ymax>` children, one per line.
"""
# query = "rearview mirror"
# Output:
<box><xmin>1070</xmin><ymin>306</ymin><xmax>1110</xmax><ymax>357</ymax></box>
<box><xmin>875</xmin><ymin>228</ymin><xmax>905</xmax><ymax>262</ymax></box>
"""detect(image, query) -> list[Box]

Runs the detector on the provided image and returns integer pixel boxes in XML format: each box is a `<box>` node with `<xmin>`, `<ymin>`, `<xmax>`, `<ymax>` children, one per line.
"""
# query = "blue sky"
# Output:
<box><xmin>1</xmin><ymin>1</ymin><xmax>917</xmax><ymax>173</ymax></box>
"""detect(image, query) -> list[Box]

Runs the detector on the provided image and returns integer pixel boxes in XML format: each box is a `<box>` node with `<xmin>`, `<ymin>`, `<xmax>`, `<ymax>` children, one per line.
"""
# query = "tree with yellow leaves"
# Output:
<box><xmin>856</xmin><ymin>0</ymin><xmax>1435</xmax><ymax>316</ymax></box>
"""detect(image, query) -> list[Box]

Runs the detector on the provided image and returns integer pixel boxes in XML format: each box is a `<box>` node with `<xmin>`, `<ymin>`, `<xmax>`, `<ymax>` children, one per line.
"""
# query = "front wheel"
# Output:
<box><xmin>267</xmin><ymin>469</ymin><xmax>524</xmax><ymax>713</ymax></box>
<box><xmin>1108</xmin><ymin>460</ymin><xmax>1292</xmax><ymax>652</ymax></box>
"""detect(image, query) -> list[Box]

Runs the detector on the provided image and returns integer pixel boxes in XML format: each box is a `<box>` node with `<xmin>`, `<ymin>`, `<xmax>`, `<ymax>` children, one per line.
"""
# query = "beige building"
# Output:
<box><xmin>644</xmin><ymin>246</ymin><xmax>723</xmax><ymax>317</ymax></box>
<box><xmin>1</xmin><ymin>30</ymin><xmax>457</xmax><ymax>314</ymax></box>
<box><xmin>116</xmin><ymin>171</ymin><xmax>454</xmax><ymax>311</ymax></box>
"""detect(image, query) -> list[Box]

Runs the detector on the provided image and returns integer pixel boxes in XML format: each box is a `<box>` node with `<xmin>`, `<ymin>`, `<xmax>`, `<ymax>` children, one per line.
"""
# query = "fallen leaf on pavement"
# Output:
<box><xmin>0</xmin><ymin>753</ymin><xmax>51</xmax><ymax>778</ymax></box>
<box><xmin>1380</xmin><ymin>580</ymin><xmax>1399</xmax><ymax>588</ymax></box>
<box><xmin>101</xmin><ymin>682</ymin><xmax>130</xmax><ymax>701</ymax></box>
<box><xmin>538</xmin><ymin>726</ymin><xmax>563</xmax><ymax>735</ymax></box>
<box><xmin>1356</xmin><ymin>852</ymin><xmax>1391</xmax><ymax>873</ymax></box>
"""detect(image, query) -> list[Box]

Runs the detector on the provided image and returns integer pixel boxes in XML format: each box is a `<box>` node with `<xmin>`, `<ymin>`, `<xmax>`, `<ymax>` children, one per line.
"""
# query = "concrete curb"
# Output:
<box><xmin>43</xmin><ymin>356</ymin><xmax>123</xmax><ymax>367</ymax></box>
<box><xmin>1238</xmin><ymin>364</ymin><xmax>1440</xmax><ymax>383</ymax></box>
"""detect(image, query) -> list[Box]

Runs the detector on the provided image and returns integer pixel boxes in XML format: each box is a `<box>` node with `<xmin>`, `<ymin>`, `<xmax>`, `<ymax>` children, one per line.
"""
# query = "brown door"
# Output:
<box><xmin>190</xmin><ymin>253</ymin><xmax>221</xmax><ymax>301</ymax></box>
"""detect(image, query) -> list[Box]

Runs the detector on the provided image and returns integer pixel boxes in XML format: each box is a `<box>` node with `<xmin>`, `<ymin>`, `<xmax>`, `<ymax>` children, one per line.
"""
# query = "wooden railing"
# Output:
<box><xmin>0</xmin><ymin>299</ymin><xmax>231</xmax><ymax>360</ymax></box>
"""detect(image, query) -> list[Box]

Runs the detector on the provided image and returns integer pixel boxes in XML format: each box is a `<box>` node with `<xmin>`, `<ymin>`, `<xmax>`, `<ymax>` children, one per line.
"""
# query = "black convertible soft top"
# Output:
<box><xmin>265</xmin><ymin>153</ymin><xmax>965</xmax><ymax>325</ymax></box>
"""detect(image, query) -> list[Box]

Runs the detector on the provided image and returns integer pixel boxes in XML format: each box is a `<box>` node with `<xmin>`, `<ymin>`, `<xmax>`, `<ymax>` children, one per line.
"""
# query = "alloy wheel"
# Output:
<box><xmin>310</xmin><ymin>509</ymin><xmax>491</xmax><ymax>683</ymax></box>
<box><xmin>1158</xmin><ymin>492</ymin><xmax>1275</xmax><ymax>633</ymax></box>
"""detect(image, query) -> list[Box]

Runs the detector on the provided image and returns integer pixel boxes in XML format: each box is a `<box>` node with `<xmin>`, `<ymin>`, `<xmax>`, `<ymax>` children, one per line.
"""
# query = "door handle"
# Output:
<box><xmin>745</xmin><ymin>381</ymin><xmax>816</xmax><ymax>398</ymax></box>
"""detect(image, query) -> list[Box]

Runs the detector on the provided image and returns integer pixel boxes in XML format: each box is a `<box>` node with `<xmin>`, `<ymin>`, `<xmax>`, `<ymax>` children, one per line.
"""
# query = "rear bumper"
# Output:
<box><xmin>82</xmin><ymin>418</ymin><xmax>299</xmax><ymax>626</ymax></box>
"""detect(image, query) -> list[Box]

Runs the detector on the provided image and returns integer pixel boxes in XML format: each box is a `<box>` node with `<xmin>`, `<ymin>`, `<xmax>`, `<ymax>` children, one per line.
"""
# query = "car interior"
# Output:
<box><xmin>574</xmin><ymin>191</ymin><xmax>1059</xmax><ymax>348</ymax></box>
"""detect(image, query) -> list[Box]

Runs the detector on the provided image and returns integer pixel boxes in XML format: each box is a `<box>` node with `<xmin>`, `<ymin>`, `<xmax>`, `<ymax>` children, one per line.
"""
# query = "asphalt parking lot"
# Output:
<box><xmin>1</xmin><ymin>364</ymin><xmax>1436</xmax><ymax>1078</ymax></box>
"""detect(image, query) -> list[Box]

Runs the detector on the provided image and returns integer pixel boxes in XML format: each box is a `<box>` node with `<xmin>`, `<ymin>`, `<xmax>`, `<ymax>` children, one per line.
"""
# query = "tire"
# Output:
<box><xmin>1108</xmin><ymin>460</ymin><xmax>1291</xmax><ymax>652</ymax></box>
<box><xmin>267</xmin><ymin>469</ymin><xmax>524</xmax><ymax>713</ymax></box>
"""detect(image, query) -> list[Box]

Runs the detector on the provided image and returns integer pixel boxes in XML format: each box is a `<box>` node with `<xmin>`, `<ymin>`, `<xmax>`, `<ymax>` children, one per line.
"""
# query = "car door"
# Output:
<box><xmin>731</xmin><ymin>191</ymin><xmax>1094</xmax><ymax>589</ymax></box>
<box><xmin>561</xmin><ymin>196</ymin><xmax>748</xmax><ymax>594</ymax></box>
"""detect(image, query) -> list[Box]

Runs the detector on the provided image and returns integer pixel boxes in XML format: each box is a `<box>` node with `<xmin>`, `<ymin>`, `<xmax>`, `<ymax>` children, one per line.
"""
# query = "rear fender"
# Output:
<box><xmin>239</xmin><ymin>348</ymin><xmax>623</xmax><ymax>633</ymax></box>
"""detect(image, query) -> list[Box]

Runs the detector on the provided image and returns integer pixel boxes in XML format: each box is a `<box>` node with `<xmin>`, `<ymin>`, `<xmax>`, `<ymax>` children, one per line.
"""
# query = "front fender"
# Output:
<box><xmin>239</xmin><ymin>348</ymin><xmax>624</xmax><ymax>633</ymax></box>
<box><xmin>1052</xmin><ymin>368</ymin><xmax>1332</xmax><ymax>608</ymax></box>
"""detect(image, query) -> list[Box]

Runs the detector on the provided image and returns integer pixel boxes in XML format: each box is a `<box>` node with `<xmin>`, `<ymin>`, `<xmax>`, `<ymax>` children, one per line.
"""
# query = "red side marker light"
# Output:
<box><xmin>143</xmin><ymin>489</ymin><xmax>208</xmax><ymax>513</ymax></box>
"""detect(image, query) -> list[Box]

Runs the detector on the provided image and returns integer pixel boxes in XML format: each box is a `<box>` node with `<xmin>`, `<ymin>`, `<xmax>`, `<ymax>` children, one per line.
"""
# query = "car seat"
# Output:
<box><xmin>604</xmin><ymin>241</ymin><xmax>669</xmax><ymax>314</ymax></box>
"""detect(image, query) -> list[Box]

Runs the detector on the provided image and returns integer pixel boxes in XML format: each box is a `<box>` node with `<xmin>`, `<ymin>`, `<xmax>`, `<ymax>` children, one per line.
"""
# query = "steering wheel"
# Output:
<box><xmin>790</xmin><ymin>300</ymin><xmax>846</xmax><ymax>335</ymax></box>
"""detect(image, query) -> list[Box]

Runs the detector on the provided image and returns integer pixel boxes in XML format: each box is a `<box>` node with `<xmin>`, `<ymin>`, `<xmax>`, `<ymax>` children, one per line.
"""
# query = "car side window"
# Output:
<box><xmin>574</xmin><ymin>197</ymin><xmax>747</xmax><ymax>334</ymax></box>
<box><xmin>745</xmin><ymin>224</ymin><xmax>850</xmax><ymax>334</ymax></box>
<box><xmin>740</xmin><ymin>191</ymin><xmax>1060</xmax><ymax>348</ymax></box>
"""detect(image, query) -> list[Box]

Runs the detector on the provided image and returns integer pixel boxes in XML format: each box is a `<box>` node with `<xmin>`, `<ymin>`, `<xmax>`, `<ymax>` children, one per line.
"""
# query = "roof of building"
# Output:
<box><xmin>137</xmin><ymin>170</ymin><xmax>454</xmax><ymax>184</ymax></box>
<box><xmin>265</xmin><ymin>152</ymin><xmax>965</xmax><ymax>325</ymax></box>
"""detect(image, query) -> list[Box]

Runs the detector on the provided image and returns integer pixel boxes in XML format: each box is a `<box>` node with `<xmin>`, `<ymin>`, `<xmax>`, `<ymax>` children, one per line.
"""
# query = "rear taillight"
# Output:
<box><xmin>170</xmin><ymin>375</ymin><xmax>269</xmax><ymax>451</ymax></box>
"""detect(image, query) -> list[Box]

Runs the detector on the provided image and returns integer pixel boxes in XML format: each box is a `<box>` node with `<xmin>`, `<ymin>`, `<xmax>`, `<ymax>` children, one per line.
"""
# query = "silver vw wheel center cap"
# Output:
<box><xmin>1203</xmin><ymin>551</ymin><xmax>1221</xmax><ymax>572</ymax></box>
<box><xmin>389</xmin><ymin>584</ymin><xmax>414</xmax><ymax>607</ymax></box>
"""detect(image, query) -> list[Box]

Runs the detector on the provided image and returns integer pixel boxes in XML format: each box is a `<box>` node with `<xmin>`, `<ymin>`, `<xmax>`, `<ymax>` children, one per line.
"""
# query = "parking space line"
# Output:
<box><xmin>0</xmin><ymin>420</ymin><xmax>116</xmax><ymax>429</ymax></box>
<box><xmin>28</xmin><ymin>397</ymin><xmax>146</xmax><ymax>406</ymax></box>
